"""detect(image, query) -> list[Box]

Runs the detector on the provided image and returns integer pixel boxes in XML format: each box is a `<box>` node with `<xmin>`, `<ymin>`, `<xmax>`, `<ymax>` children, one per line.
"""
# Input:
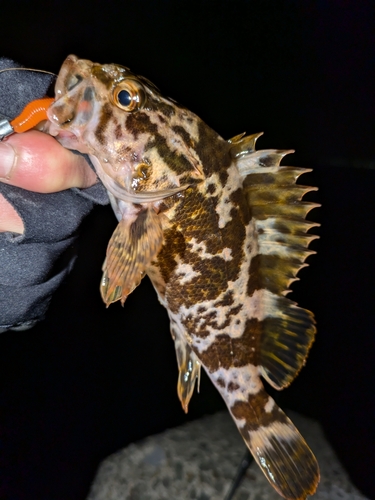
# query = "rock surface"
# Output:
<box><xmin>87</xmin><ymin>411</ymin><xmax>368</xmax><ymax>500</ymax></box>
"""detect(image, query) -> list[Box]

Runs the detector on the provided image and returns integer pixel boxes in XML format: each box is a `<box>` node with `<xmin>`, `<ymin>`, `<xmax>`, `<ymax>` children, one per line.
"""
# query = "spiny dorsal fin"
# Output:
<box><xmin>101</xmin><ymin>207</ymin><xmax>164</xmax><ymax>306</ymax></box>
<box><xmin>230</xmin><ymin>134</ymin><xmax>319</xmax><ymax>390</ymax></box>
<box><xmin>228</xmin><ymin>131</ymin><xmax>264</xmax><ymax>158</ymax></box>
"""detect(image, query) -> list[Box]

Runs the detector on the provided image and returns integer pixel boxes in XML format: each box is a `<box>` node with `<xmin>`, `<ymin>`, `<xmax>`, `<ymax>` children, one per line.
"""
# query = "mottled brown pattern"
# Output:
<box><xmin>189</xmin><ymin>304</ymin><xmax>242</xmax><ymax>336</ymax></box>
<box><xmin>91</xmin><ymin>65</ymin><xmax>115</xmax><ymax>88</ymax></box>
<box><xmin>157</xmin><ymin>186</ymin><xmax>232</xmax><ymax>312</ymax></box>
<box><xmin>96</xmin><ymin>102</ymin><xmax>114</xmax><ymax>146</ymax></box>
<box><xmin>114</xmin><ymin>123</ymin><xmax>123</xmax><ymax>140</ymax></box>
<box><xmin>215</xmin><ymin>290</ymin><xmax>234</xmax><ymax>307</ymax></box>
<box><xmin>171</xmin><ymin>125</ymin><xmax>194</xmax><ymax>148</ymax></box>
<box><xmin>177</xmin><ymin>187</ymin><xmax>246</xmax><ymax>281</ymax></box>
<box><xmin>181</xmin><ymin>304</ymin><xmax>243</xmax><ymax>341</ymax></box>
<box><xmin>215</xmin><ymin>215</ymin><xmax>247</xmax><ymax>283</ymax></box>
<box><xmin>232</xmin><ymin>390</ymin><xmax>288</xmax><ymax>432</ymax></box>
<box><xmin>155</xmin><ymin>101</ymin><xmax>176</xmax><ymax>117</ymax></box>
<box><xmin>206</xmin><ymin>183</ymin><xmax>216</xmax><ymax>194</ymax></box>
<box><xmin>158</xmin><ymin>189</ymin><xmax>223</xmax><ymax>282</ymax></box>
<box><xmin>195</xmin><ymin>121</ymin><xmax>232</xmax><ymax>180</ymax></box>
<box><xmin>216</xmin><ymin>378</ymin><xmax>226</xmax><ymax>388</ymax></box>
<box><xmin>176</xmin><ymin>255</ymin><xmax>229</xmax><ymax>302</ymax></box>
<box><xmin>157</xmin><ymin>226</ymin><xmax>186</xmax><ymax>284</ymax></box>
<box><xmin>197</xmin><ymin>318</ymin><xmax>263</xmax><ymax>372</ymax></box>
<box><xmin>145</xmin><ymin>134</ymin><xmax>194</xmax><ymax>177</ymax></box>
<box><xmin>154</xmin><ymin>151</ymin><xmax>250</xmax><ymax>316</ymax></box>
<box><xmin>229</xmin><ymin>188</ymin><xmax>251</xmax><ymax>226</ymax></box>
<box><xmin>181</xmin><ymin>313</ymin><xmax>210</xmax><ymax>338</ymax></box>
<box><xmin>126</xmin><ymin>112</ymin><xmax>158</xmax><ymax>140</ymax></box>
<box><xmin>157</xmin><ymin>113</ymin><xmax>167</xmax><ymax>124</ymax></box>
<box><xmin>127</xmin><ymin>112</ymin><xmax>197</xmax><ymax>178</ymax></box>
<box><xmin>227</xmin><ymin>382</ymin><xmax>240</xmax><ymax>392</ymax></box>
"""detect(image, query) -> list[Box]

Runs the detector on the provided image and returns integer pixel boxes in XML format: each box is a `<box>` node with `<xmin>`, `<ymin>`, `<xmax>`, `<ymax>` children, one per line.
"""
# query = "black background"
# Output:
<box><xmin>1</xmin><ymin>1</ymin><xmax>374</xmax><ymax>499</ymax></box>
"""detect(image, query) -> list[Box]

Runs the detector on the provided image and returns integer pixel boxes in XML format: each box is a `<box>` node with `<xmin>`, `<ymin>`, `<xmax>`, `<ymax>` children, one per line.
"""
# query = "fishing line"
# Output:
<box><xmin>0</xmin><ymin>67</ymin><xmax>56</xmax><ymax>76</ymax></box>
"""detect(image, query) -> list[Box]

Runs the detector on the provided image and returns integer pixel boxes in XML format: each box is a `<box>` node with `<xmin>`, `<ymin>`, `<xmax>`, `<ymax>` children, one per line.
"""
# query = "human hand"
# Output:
<box><xmin>0</xmin><ymin>58</ymin><xmax>108</xmax><ymax>331</ymax></box>
<box><xmin>0</xmin><ymin>130</ymin><xmax>97</xmax><ymax>233</ymax></box>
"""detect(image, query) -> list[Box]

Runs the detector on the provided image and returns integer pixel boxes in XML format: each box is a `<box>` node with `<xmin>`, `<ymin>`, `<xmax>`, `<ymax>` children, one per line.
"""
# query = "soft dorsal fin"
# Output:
<box><xmin>230</xmin><ymin>133</ymin><xmax>320</xmax><ymax>390</ymax></box>
<box><xmin>101</xmin><ymin>207</ymin><xmax>164</xmax><ymax>306</ymax></box>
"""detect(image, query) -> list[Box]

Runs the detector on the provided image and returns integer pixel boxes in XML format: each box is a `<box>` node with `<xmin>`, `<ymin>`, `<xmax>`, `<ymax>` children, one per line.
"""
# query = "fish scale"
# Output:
<box><xmin>46</xmin><ymin>54</ymin><xmax>320</xmax><ymax>499</ymax></box>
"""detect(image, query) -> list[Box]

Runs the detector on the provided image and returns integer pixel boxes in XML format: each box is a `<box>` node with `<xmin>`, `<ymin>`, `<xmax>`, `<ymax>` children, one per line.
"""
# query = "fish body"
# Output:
<box><xmin>47</xmin><ymin>55</ymin><xmax>320</xmax><ymax>499</ymax></box>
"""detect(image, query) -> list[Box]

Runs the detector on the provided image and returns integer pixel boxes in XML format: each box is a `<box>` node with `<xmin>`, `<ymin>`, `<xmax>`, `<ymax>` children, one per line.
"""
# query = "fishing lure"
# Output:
<box><xmin>0</xmin><ymin>67</ymin><xmax>54</xmax><ymax>140</ymax></box>
<box><xmin>10</xmin><ymin>97</ymin><xmax>54</xmax><ymax>133</ymax></box>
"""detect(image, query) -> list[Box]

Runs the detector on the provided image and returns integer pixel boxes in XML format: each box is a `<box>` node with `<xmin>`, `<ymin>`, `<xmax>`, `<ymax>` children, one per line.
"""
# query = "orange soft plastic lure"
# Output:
<box><xmin>10</xmin><ymin>97</ymin><xmax>54</xmax><ymax>133</ymax></box>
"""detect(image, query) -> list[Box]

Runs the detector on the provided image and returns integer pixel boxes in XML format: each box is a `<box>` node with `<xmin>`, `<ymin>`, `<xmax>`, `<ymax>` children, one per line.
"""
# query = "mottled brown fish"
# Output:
<box><xmin>47</xmin><ymin>55</ymin><xmax>320</xmax><ymax>499</ymax></box>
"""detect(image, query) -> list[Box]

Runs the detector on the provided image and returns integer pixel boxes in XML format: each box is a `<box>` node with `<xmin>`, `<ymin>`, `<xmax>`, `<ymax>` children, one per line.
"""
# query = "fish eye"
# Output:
<box><xmin>118</xmin><ymin>90</ymin><xmax>131</xmax><ymax>106</ymax></box>
<box><xmin>112</xmin><ymin>80</ymin><xmax>145</xmax><ymax>111</ymax></box>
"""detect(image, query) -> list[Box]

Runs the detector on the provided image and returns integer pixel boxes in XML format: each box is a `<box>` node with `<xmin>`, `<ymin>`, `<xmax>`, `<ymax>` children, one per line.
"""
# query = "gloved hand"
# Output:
<box><xmin>0</xmin><ymin>58</ymin><xmax>109</xmax><ymax>332</ymax></box>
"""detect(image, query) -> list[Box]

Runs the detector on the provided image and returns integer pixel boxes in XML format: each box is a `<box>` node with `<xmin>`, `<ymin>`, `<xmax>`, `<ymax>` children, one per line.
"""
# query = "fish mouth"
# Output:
<box><xmin>49</xmin><ymin>128</ymin><xmax>76</xmax><ymax>139</ymax></box>
<box><xmin>46</xmin><ymin>121</ymin><xmax>88</xmax><ymax>152</ymax></box>
<box><xmin>46</xmin><ymin>119</ymin><xmax>75</xmax><ymax>138</ymax></box>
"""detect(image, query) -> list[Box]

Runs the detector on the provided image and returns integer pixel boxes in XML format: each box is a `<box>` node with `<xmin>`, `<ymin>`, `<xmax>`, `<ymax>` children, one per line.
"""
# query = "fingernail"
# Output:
<box><xmin>0</xmin><ymin>142</ymin><xmax>16</xmax><ymax>179</ymax></box>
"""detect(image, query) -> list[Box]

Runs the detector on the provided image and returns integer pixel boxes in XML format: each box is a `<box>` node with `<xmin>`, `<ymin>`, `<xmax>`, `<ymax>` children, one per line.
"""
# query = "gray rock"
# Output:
<box><xmin>87</xmin><ymin>411</ymin><xmax>369</xmax><ymax>500</ymax></box>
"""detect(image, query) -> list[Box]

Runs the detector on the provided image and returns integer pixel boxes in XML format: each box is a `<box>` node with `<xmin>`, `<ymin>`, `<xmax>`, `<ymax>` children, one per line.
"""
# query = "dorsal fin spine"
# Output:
<box><xmin>230</xmin><ymin>133</ymin><xmax>319</xmax><ymax>390</ymax></box>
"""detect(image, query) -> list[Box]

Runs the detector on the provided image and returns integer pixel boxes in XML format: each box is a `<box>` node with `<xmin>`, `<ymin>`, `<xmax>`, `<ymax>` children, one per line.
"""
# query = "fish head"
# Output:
<box><xmin>47</xmin><ymin>54</ymin><xmax>205</xmax><ymax>201</ymax></box>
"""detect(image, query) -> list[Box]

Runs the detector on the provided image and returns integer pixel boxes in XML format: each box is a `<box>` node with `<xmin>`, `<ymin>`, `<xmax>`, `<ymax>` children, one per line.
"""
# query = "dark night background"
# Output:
<box><xmin>1</xmin><ymin>1</ymin><xmax>374</xmax><ymax>499</ymax></box>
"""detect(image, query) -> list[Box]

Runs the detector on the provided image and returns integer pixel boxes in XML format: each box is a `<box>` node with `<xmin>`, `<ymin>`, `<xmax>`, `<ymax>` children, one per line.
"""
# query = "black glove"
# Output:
<box><xmin>0</xmin><ymin>58</ymin><xmax>109</xmax><ymax>332</ymax></box>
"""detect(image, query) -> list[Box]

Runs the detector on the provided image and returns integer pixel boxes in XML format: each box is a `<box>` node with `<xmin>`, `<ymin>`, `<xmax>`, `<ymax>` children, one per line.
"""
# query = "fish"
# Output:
<box><xmin>46</xmin><ymin>54</ymin><xmax>320</xmax><ymax>499</ymax></box>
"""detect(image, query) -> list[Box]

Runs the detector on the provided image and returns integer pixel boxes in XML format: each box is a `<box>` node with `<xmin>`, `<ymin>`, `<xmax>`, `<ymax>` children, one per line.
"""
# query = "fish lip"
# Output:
<box><xmin>47</xmin><ymin>122</ymin><xmax>77</xmax><ymax>141</ymax></box>
<box><xmin>45</xmin><ymin>115</ymin><xmax>78</xmax><ymax>139</ymax></box>
<box><xmin>49</xmin><ymin>127</ymin><xmax>76</xmax><ymax>139</ymax></box>
<box><xmin>45</xmin><ymin>120</ymin><xmax>87</xmax><ymax>151</ymax></box>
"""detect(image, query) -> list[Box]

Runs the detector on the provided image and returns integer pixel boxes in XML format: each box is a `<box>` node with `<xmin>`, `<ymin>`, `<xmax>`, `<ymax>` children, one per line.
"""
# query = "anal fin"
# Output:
<box><xmin>172</xmin><ymin>327</ymin><xmax>201</xmax><ymax>413</ymax></box>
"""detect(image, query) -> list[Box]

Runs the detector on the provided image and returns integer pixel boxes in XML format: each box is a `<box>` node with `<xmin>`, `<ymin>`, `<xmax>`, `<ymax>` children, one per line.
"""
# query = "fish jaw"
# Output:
<box><xmin>46</xmin><ymin>56</ymin><xmax>140</xmax><ymax>178</ymax></box>
<box><xmin>46</xmin><ymin>54</ymin><xmax>204</xmax><ymax>204</ymax></box>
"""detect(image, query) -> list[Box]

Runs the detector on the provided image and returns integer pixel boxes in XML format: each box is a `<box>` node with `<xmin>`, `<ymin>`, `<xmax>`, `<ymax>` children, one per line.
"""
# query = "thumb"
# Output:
<box><xmin>0</xmin><ymin>130</ymin><xmax>97</xmax><ymax>192</ymax></box>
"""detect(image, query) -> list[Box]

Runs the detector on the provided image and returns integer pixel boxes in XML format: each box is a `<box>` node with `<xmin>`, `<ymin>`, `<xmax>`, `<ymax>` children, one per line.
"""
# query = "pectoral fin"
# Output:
<box><xmin>101</xmin><ymin>207</ymin><xmax>164</xmax><ymax>306</ymax></box>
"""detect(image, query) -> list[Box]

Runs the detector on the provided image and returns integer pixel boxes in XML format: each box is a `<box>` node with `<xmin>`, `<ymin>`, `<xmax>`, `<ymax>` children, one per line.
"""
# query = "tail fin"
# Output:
<box><xmin>230</xmin><ymin>390</ymin><xmax>319</xmax><ymax>499</ymax></box>
<box><xmin>207</xmin><ymin>363</ymin><xmax>319</xmax><ymax>498</ymax></box>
